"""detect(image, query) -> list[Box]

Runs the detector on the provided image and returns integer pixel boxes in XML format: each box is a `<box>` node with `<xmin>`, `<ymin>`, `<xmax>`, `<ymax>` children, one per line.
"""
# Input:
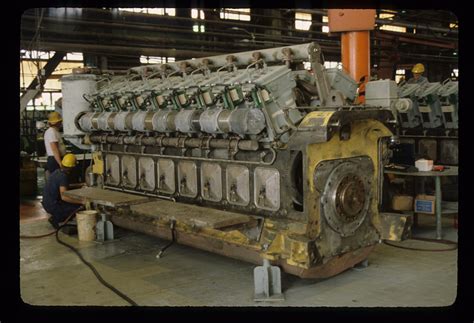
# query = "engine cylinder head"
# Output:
<box><xmin>229</xmin><ymin>108</ymin><xmax>266</xmax><ymax>135</ymax></box>
<box><xmin>175</xmin><ymin>109</ymin><xmax>202</xmax><ymax>133</ymax></box>
<box><xmin>151</xmin><ymin>110</ymin><xmax>177</xmax><ymax>133</ymax></box>
<box><xmin>131</xmin><ymin>111</ymin><xmax>148</xmax><ymax>132</ymax></box>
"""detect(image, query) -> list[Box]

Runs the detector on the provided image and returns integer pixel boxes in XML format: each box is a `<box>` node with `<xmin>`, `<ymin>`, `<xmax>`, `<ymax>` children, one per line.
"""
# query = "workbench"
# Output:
<box><xmin>384</xmin><ymin>166</ymin><xmax>458</xmax><ymax>240</ymax></box>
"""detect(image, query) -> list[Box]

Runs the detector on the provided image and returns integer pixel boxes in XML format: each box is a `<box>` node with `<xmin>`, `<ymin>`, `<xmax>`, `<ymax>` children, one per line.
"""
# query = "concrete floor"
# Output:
<box><xmin>20</xmin><ymin>196</ymin><xmax>457</xmax><ymax>307</ymax></box>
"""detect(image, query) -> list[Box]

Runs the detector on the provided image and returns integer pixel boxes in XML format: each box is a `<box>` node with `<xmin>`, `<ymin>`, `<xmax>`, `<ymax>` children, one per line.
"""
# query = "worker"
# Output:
<box><xmin>44</xmin><ymin>111</ymin><xmax>67</xmax><ymax>176</ymax></box>
<box><xmin>42</xmin><ymin>153</ymin><xmax>85</xmax><ymax>229</ymax></box>
<box><xmin>407</xmin><ymin>63</ymin><xmax>429</xmax><ymax>85</ymax></box>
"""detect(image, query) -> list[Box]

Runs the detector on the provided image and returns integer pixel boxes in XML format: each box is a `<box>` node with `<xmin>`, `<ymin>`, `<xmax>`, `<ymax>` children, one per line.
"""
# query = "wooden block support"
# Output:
<box><xmin>131</xmin><ymin>200</ymin><xmax>252</xmax><ymax>229</ymax></box>
<box><xmin>63</xmin><ymin>187</ymin><xmax>150</xmax><ymax>207</ymax></box>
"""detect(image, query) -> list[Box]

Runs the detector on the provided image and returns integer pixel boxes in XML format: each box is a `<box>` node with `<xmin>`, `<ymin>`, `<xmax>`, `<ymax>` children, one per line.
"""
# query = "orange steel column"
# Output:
<box><xmin>341</xmin><ymin>31</ymin><xmax>370</xmax><ymax>85</ymax></box>
<box><xmin>328</xmin><ymin>9</ymin><xmax>375</xmax><ymax>104</ymax></box>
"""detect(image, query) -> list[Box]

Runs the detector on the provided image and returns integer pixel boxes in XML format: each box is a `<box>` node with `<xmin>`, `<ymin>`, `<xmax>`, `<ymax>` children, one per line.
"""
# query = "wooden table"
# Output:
<box><xmin>384</xmin><ymin>166</ymin><xmax>458</xmax><ymax>239</ymax></box>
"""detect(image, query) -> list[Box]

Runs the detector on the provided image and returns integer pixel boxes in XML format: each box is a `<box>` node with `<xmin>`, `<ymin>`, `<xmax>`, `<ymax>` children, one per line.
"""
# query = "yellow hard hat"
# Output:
<box><xmin>412</xmin><ymin>63</ymin><xmax>425</xmax><ymax>74</ymax></box>
<box><xmin>61</xmin><ymin>153</ymin><xmax>77</xmax><ymax>168</ymax></box>
<box><xmin>48</xmin><ymin>111</ymin><xmax>62</xmax><ymax>124</ymax></box>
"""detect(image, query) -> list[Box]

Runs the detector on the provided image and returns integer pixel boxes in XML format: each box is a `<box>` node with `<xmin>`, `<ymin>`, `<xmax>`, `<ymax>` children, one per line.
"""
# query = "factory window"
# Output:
<box><xmin>140</xmin><ymin>56</ymin><xmax>168</xmax><ymax>64</ymax></box>
<box><xmin>295</xmin><ymin>12</ymin><xmax>312</xmax><ymax>31</ymax></box>
<box><xmin>324</xmin><ymin>61</ymin><xmax>342</xmax><ymax>69</ymax></box>
<box><xmin>21</xmin><ymin>50</ymin><xmax>54</xmax><ymax>60</ymax></box>
<box><xmin>21</xmin><ymin>51</ymin><xmax>82</xmax><ymax>62</ymax></box>
<box><xmin>119</xmin><ymin>8</ymin><xmax>176</xmax><ymax>16</ymax></box>
<box><xmin>20</xmin><ymin>59</ymin><xmax>83</xmax><ymax>92</ymax></box>
<box><xmin>24</xmin><ymin>93</ymin><xmax>57</xmax><ymax>111</ymax></box>
<box><xmin>51</xmin><ymin>92</ymin><xmax>62</xmax><ymax>106</ymax></box>
<box><xmin>378</xmin><ymin>12</ymin><xmax>406</xmax><ymax>33</ymax></box>
<box><xmin>193</xmin><ymin>24</ymin><xmax>206</xmax><ymax>32</ymax></box>
<box><xmin>379</xmin><ymin>25</ymin><xmax>406</xmax><ymax>33</ymax></box>
<box><xmin>395</xmin><ymin>69</ymin><xmax>406</xmax><ymax>83</ymax></box>
<box><xmin>192</xmin><ymin>10</ymin><xmax>206</xmax><ymax>32</ymax></box>
<box><xmin>379</xmin><ymin>13</ymin><xmax>395</xmax><ymax>19</ymax></box>
<box><xmin>140</xmin><ymin>56</ymin><xmax>175</xmax><ymax>64</ymax></box>
<box><xmin>220</xmin><ymin>8</ymin><xmax>251</xmax><ymax>21</ymax></box>
<box><xmin>303</xmin><ymin>61</ymin><xmax>341</xmax><ymax>70</ymax></box>
<box><xmin>322</xmin><ymin>15</ymin><xmax>329</xmax><ymax>33</ymax></box>
<box><xmin>191</xmin><ymin>9</ymin><xmax>205</xmax><ymax>19</ymax></box>
<box><xmin>65</xmin><ymin>52</ymin><xmax>83</xmax><ymax>61</ymax></box>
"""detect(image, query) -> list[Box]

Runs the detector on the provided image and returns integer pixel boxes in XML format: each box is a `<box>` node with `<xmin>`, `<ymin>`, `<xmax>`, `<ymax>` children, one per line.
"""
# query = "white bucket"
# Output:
<box><xmin>76</xmin><ymin>210</ymin><xmax>98</xmax><ymax>241</ymax></box>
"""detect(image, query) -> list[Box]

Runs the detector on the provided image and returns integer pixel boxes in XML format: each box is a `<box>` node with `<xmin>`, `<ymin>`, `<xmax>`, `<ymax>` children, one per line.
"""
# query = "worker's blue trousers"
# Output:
<box><xmin>43</xmin><ymin>201</ymin><xmax>81</xmax><ymax>224</ymax></box>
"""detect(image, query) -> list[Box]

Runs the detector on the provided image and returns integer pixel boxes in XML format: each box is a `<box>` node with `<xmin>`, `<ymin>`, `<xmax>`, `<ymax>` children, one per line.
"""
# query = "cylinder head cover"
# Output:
<box><xmin>175</xmin><ymin>109</ymin><xmax>201</xmax><ymax>133</ymax></box>
<box><xmin>199</xmin><ymin>108</ymin><xmax>225</xmax><ymax>134</ymax></box>
<box><xmin>114</xmin><ymin>111</ymin><xmax>133</xmax><ymax>131</ymax></box>
<box><xmin>77</xmin><ymin>112</ymin><xmax>95</xmax><ymax>132</ymax></box>
<box><xmin>229</xmin><ymin>108</ymin><xmax>266</xmax><ymax>135</ymax></box>
<box><xmin>97</xmin><ymin>112</ymin><xmax>113</xmax><ymax>131</ymax></box>
<box><xmin>151</xmin><ymin>110</ymin><xmax>177</xmax><ymax>133</ymax></box>
<box><xmin>131</xmin><ymin>111</ymin><xmax>148</xmax><ymax>132</ymax></box>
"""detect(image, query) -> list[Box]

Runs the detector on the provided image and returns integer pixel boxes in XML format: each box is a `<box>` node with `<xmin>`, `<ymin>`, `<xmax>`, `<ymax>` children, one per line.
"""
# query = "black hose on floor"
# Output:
<box><xmin>19</xmin><ymin>209</ymin><xmax>79</xmax><ymax>239</ymax></box>
<box><xmin>383</xmin><ymin>236</ymin><xmax>458</xmax><ymax>252</ymax></box>
<box><xmin>55</xmin><ymin>227</ymin><xmax>138</xmax><ymax>306</ymax></box>
<box><xmin>21</xmin><ymin>208</ymin><xmax>138</xmax><ymax>306</ymax></box>
<box><xmin>156</xmin><ymin>220</ymin><xmax>176</xmax><ymax>259</ymax></box>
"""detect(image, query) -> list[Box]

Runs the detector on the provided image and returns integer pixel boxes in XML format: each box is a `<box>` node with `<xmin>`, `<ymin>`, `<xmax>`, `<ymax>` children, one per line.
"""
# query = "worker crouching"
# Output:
<box><xmin>42</xmin><ymin>153</ymin><xmax>85</xmax><ymax>229</ymax></box>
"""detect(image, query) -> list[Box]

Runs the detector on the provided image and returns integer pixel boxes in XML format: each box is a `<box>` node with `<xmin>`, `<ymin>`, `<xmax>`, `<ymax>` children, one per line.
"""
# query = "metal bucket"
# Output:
<box><xmin>76</xmin><ymin>210</ymin><xmax>98</xmax><ymax>241</ymax></box>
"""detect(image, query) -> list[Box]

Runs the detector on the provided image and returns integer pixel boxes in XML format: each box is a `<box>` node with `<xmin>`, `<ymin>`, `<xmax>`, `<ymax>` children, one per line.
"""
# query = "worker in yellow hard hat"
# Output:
<box><xmin>42</xmin><ymin>153</ymin><xmax>85</xmax><ymax>229</ymax></box>
<box><xmin>407</xmin><ymin>63</ymin><xmax>429</xmax><ymax>85</ymax></box>
<box><xmin>44</xmin><ymin>111</ymin><xmax>67</xmax><ymax>176</ymax></box>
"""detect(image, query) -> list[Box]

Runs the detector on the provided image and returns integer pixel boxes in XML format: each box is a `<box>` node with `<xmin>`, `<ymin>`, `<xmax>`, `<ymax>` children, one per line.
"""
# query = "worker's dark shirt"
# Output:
<box><xmin>42</xmin><ymin>169</ymin><xmax>69</xmax><ymax>211</ymax></box>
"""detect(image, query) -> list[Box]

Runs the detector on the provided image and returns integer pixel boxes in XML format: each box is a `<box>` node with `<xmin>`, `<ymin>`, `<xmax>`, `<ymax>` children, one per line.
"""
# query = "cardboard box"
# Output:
<box><xmin>392</xmin><ymin>195</ymin><xmax>414</xmax><ymax>211</ymax></box>
<box><xmin>414</xmin><ymin>194</ymin><xmax>436</xmax><ymax>214</ymax></box>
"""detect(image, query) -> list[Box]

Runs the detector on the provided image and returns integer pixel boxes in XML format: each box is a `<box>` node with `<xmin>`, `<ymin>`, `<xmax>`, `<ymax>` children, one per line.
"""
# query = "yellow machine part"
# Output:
<box><xmin>259</xmin><ymin>117</ymin><xmax>392</xmax><ymax>269</ymax></box>
<box><xmin>305</xmin><ymin>118</ymin><xmax>392</xmax><ymax>239</ymax></box>
<box><xmin>91</xmin><ymin>151</ymin><xmax>104</xmax><ymax>175</ymax></box>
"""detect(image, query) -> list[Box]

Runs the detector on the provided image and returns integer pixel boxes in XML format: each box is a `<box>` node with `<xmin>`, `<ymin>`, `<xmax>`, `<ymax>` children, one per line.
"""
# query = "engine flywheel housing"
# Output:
<box><xmin>320</xmin><ymin>157</ymin><xmax>374</xmax><ymax>237</ymax></box>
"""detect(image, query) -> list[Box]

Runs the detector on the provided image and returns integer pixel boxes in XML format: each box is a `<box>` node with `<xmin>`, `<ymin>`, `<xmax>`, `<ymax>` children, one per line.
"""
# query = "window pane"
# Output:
<box><xmin>119</xmin><ymin>8</ymin><xmax>174</xmax><ymax>16</ymax></box>
<box><xmin>380</xmin><ymin>25</ymin><xmax>406</xmax><ymax>33</ymax></box>
<box><xmin>165</xmin><ymin>8</ymin><xmax>175</xmax><ymax>16</ymax></box>
<box><xmin>147</xmin><ymin>8</ymin><xmax>163</xmax><ymax>15</ymax></box>
<box><xmin>396</xmin><ymin>69</ymin><xmax>405</xmax><ymax>75</ymax></box>
<box><xmin>295</xmin><ymin>20</ymin><xmax>311</xmax><ymax>30</ymax></box>
<box><xmin>66</xmin><ymin>52</ymin><xmax>83</xmax><ymax>61</ymax></box>
<box><xmin>295</xmin><ymin>12</ymin><xmax>311</xmax><ymax>20</ymax></box>
<box><xmin>147</xmin><ymin>56</ymin><xmax>162</xmax><ymax>64</ymax></box>
<box><xmin>221</xmin><ymin>8</ymin><xmax>250</xmax><ymax>21</ymax></box>
<box><xmin>379</xmin><ymin>13</ymin><xmax>395</xmax><ymax>19</ymax></box>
